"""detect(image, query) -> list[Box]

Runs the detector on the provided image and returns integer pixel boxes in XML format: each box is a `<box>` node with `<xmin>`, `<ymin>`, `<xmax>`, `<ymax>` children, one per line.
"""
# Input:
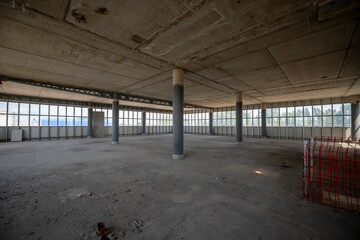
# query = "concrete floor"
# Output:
<box><xmin>0</xmin><ymin>135</ymin><xmax>359</xmax><ymax>240</ymax></box>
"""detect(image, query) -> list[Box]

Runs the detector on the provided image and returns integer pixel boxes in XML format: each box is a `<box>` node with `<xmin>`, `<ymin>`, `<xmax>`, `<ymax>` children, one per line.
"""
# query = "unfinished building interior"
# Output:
<box><xmin>0</xmin><ymin>0</ymin><xmax>360</xmax><ymax>239</ymax></box>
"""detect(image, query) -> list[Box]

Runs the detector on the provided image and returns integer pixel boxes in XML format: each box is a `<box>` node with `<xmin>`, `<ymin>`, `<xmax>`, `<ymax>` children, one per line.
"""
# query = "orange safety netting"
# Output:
<box><xmin>304</xmin><ymin>137</ymin><xmax>360</xmax><ymax>213</ymax></box>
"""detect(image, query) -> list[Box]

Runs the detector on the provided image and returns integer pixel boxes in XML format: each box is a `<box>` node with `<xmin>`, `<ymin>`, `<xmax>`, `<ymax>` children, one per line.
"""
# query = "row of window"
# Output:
<box><xmin>145</xmin><ymin>112</ymin><xmax>172</xmax><ymax>126</ymax></box>
<box><xmin>184</xmin><ymin>113</ymin><xmax>209</xmax><ymax>126</ymax></box>
<box><xmin>0</xmin><ymin>102</ymin><xmax>166</xmax><ymax>127</ymax></box>
<box><xmin>0</xmin><ymin>101</ymin><xmax>353</xmax><ymax>128</ymax></box>
<box><xmin>266</xmin><ymin>104</ymin><xmax>351</xmax><ymax>127</ymax></box>
<box><xmin>213</xmin><ymin>103</ymin><xmax>351</xmax><ymax>127</ymax></box>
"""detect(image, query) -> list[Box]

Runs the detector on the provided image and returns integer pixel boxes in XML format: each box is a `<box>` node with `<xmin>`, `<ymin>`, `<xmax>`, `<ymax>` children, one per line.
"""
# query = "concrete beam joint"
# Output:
<box><xmin>236</xmin><ymin>93</ymin><xmax>242</xmax><ymax>102</ymax></box>
<box><xmin>173</xmin><ymin>68</ymin><xmax>184</xmax><ymax>86</ymax></box>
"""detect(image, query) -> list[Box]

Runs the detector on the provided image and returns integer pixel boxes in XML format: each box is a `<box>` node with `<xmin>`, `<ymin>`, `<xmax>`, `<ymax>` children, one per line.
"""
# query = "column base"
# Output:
<box><xmin>260</xmin><ymin>136</ymin><xmax>267</xmax><ymax>139</ymax></box>
<box><xmin>141</xmin><ymin>134</ymin><xmax>147</xmax><ymax>136</ymax></box>
<box><xmin>87</xmin><ymin>136</ymin><xmax>93</xmax><ymax>139</ymax></box>
<box><xmin>172</xmin><ymin>154</ymin><xmax>184</xmax><ymax>160</ymax></box>
<box><xmin>236</xmin><ymin>141</ymin><xmax>243</xmax><ymax>144</ymax></box>
<box><xmin>112</xmin><ymin>141</ymin><xmax>119</xmax><ymax>145</ymax></box>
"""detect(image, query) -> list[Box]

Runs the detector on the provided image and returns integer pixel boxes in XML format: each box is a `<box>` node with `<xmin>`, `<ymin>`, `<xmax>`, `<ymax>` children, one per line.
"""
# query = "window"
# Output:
<box><xmin>0</xmin><ymin>101</ymin><xmax>6</xmax><ymax>126</ymax></box>
<box><xmin>213</xmin><ymin>109</ymin><xmax>241</xmax><ymax>127</ymax></box>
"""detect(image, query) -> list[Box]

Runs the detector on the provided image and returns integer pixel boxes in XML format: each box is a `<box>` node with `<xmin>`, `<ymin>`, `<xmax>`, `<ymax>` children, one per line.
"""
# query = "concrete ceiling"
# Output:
<box><xmin>0</xmin><ymin>0</ymin><xmax>359</xmax><ymax>108</ymax></box>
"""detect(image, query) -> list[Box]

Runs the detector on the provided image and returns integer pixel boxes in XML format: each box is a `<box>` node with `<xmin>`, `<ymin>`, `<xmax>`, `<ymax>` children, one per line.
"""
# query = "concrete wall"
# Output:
<box><xmin>93</xmin><ymin>112</ymin><xmax>105</xmax><ymax>138</ymax></box>
<box><xmin>145</xmin><ymin>126</ymin><xmax>172</xmax><ymax>135</ymax></box>
<box><xmin>211</xmin><ymin>126</ymin><xmax>351</xmax><ymax>140</ymax></box>
<box><xmin>0</xmin><ymin>126</ymin><xmax>145</xmax><ymax>141</ymax></box>
<box><xmin>184</xmin><ymin>126</ymin><xmax>209</xmax><ymax>135</ymax></box>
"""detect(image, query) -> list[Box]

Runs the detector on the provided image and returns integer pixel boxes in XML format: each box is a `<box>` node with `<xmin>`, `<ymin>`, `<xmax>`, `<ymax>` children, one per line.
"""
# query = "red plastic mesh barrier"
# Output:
<box><xmin>303</xmin><ymin>137</ymin><xmax>360</xmax><ymax>212</ymax></box>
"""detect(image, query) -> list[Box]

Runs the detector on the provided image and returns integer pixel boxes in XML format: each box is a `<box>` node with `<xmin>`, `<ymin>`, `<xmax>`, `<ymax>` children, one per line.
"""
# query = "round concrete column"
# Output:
<box><xmin>112</xmin><ymin>100</ymin><xmax>119</xmax><ymax>144</ymax></box>
<box><xmin>142</xmin><ymin>111</ymin><xmax>146</xmax><ymax>135</ymax></box>
<box><xmin>87</xmin><ymin>107</ymin><xmax>93</xmax><ymax>138</ymax></box>
<box><xmin>261</xmin><ymin>103</ymin><xmax>267</xmax><ymax>138</ymax></box>
<box><xmin>173</xmin><ymin>68</ymin><xmax>184</xmax><ymax>159</ymax></box>
<box><xmin>209</xmin><ymin>112</ymin><xmax>213</xmax><ymax>135</ymax></box>
<box><xmin>351</xmin><ymin>100</ymin><xmax>360</xmax><ymax>142</ymax></box>
<box><xmin>236</xmin><ymin>93</ymin><xmax>243</xmax><ymax>143</ymax></box>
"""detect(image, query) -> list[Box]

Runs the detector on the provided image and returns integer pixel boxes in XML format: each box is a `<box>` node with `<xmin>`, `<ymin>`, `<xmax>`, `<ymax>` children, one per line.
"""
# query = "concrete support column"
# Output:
<box><xmin>261</xmin><ymin>103</ymin><xmax>267</xmax><ymax>138</ymax></box>
<box><xmin>236</xmin><ymin>93</ymin><xmax>243</xmax><ymax>143</ymax></box>
<box><xmin>209</xmin><ymin>112</ymin><xmax>213</xmax><ymax>135</ymax></box>
<box><xmin>351</xmin><ymin>100</ymin><xmax>360</xmax><ymax>142</ymax></box>
<box><xmin>173</xmin><ymin>68</ymin><xmax>184</xmax><ymax>159</ymax></box>
<box><xmin>142</xmin><ymin>111</ymin><xmax>146</xmax><ymax>135</ymax></box>
<box><xmin>87</xmin><ymin>107</ymin><xmax>93</xmax><ymax>138</ymax></box>
<box><xmin>112</xmin><ymin>100</ymin><xmax>119</xmax><ymax>144</ymax></box>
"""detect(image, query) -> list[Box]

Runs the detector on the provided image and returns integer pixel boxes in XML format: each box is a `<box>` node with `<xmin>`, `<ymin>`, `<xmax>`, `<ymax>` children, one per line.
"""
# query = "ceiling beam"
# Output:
<box><xmin>0</xmin><ymin>75</ymin><xmax>206</xmax><ymax>109</ymax></box>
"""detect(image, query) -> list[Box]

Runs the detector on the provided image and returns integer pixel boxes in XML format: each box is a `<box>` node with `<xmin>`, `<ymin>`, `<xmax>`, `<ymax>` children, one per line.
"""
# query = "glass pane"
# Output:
<box><xmin>67</xmin><ymin>107</ymin><xmax>74</xmax><ymax>116</ymax></box>
<box><xmin>0</xmin><ymin>115</ymin><xmax>6</xmax><ymax>126</ymax></box>
<box><xmin>30</xmin><ymin>116</ymin><xmax>39</xmax><ymax>126</ymax></box>
<box><xmin>124</xmin><ymin>111</ymin><xmax>128</xmax><ymax>118</ymax></box>
<box><xmin>304</xmin><ymin>117</ymin><xmax>312</xmax><ymax>127</ymax></box>
<box><xmin>75</xmin><ymin>107</ymin><xmax>82</xmax><ymax>116</ymax></box>
<box><xmin>323</xmin><ymin>116</ymin><xmax>332</xmax><ymax>127</ymax></box>
<box><xmin>266</xmin><ymin>118</ymin><xmax>272</xmax><ymax>126</ymax></box>
<box><xmin>0</xmin><ymin>101</ymin><xmax>6</xmax><ymax>113</ymax></box>
<box><xmin>313</xmin><ymin>105</ymin><xmax>321</xmax><ymax>116</ymax></box>
<box><xmin>280</xmin><ymin>108</ymin><xmax>286</xmax><ymax>117</ymax></box>
<box><xmin>49</xmin><ymin>117</ymin><xmax>57</xmax><ymax>126</ymax></box>
<box><xmin>20</xmin><ymin>103</ymin><xmax>29</xmax><ymax>114</ymax></box>
<box><xmin>8</xmin><ymin>115</ymin><xmax>18</xmax><ymax>126</ymax></box>
<box><xmin>287</xmin><ymin>107</ymin><xmax>294</xmax><ymax>116</ymax></box>
<box><xmin>296</xmin><ymin>117</ymin><xmax>303</xmax><ymax>126</ymax></box>
<box><xmin>272</xmin><ymin>108</ymin><xmax>279</xmax><ymax>117</ymax></box>
<box><xmin>344</xmin><ymin>116</ymin><xmax>351</xmax><ymax>127</ymax></box>
<box><xmin>50</xmin><ymin>105</ymin><xmax>58</xmax><ymax>115</ymax></box>
<box><xmin>247</xmin><ymin>118</ymin><xmax>252</xmax><ymax>126</ymax></box>
<box><xmin>108</xmin><ymin>118</ymin><xmax>113</xmax><ymax>127</ymax></box>
<box><xmin>8</xmin><ymin>102</ymin><xmax>18</xmax><ymax>114</ymax></box>
<box><xmin>30</xmin><ymin>104</ymin><xmax>39</xmax><ymax>115</ymax></box>
<box><xmin>333</xmin><ymin>116</ymin><xmax>342</xmax><ymax>127</ymax></box>
<box><xmin>19</xmin><ymin>115</ymin><xmax>29</xmax><ymax>126</ymax></box>
<box><xmin>253</xmin><ymin>118</ymin><xmax>259</xmax><ymax>127</ymax></box>
<box><xmin>247</xmin><ymin>110</ymin><xmax>252</xmax><ymax>118</ymax></box>
<box><xmin>75</xmin><ymin>117</ymin><xmax>81</xmax><ymax>126</ymax></box>
<box><xmin>82</xmin><ymin>117</ymin><xmax>88</xmax><ymax>126</ymax></box>
<box><xmin>288</xmin><ymin>117</ymin><xmax>295</xmax><ymax>127</ymax></box>
<box><xmin>280</xmin><ymin>118</ymin><xmax>286</xmax><ymax>126</ymax></box>
<box><xmin>58</xmin><ymin>117</ymin><xmax>66</xmax><ymax>126</ymax></box>
<box><xmin>40</xmin><ymin>116</ymin><xmax>48</xmax><ymax>126</ymax></box>
<box><xmin>253</xmin><ymin>110</ymin><xmax>259</xmax><ymax>118</ymax></box>
<box><xmin>323</xmin><ymin>105</ymin><xmax>332</xmax><ymax>116</ymax></box>
<box><xmin>40</xmin><ymin>105</ymin><xmax>49</xmax><ymax>115</ymax></box>
<box><xmin>295</xmin><ymin>107</ymin><xmax>303</xmax><ymax>116</ymax></box>
<box><xmin>304</xmin><ymin>106</ymin><xmax>312</xmax><ymax>116</ymax></box>
<box><xmin>59</xmin><ymin>106</ymin><xmax>66</xmax><ymax>116</ymax></box>
<box><xmin>243</xmin><ymin>119</ymin><xmax>246</xmax><ymax>127</ymax></box>
<box><xmin>108</xmin><ymin>110</ymin><xmax>112</xmax><ymax>118</ymax></box>
<box><xmin>273</xmin><ymin>118</ymin><xmax>279</xmax><ymax>126</ymax></box>
<box><xmin>82</xmin><ymin>108</ymin><xmax>88</xmax><ymax>117</ymax></box>
<box><xmin>332</xmin><ymin>104</ymin><xmax>342</xmax><ymax>115</ymax></box>
<box><xmin>344</xmin><ymin>103</ymin><xmax>351</xmax><ymax>115</ymax></box>
<box><xmin>313</xmin><ymin>117</ymin><xmax>322</xmax><ymax>127</ymax></box>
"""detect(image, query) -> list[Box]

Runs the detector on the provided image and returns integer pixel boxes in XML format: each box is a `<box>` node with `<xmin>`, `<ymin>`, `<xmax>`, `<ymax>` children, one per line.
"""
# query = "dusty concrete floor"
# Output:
<box><xmin>0</xmin><ymin>135</ymin><xmax>359</xmax><ymax>240</ymax></box>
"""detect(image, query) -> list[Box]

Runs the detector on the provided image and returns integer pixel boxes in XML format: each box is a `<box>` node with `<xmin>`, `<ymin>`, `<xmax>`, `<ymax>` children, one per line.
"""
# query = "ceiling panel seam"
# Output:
<box><xmin>337</xmin><ymin>18</ymin><xmax>359</xmax><ymax>78</ymax></box>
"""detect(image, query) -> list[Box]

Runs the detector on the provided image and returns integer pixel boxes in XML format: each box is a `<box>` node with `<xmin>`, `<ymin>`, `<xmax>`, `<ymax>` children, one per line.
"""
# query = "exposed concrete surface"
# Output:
<box><xmin>0</xmin><ymin>1</ymin><xmax>359</xmax><ymax>107</ymax></box>
<box><xmin>0</xmin><ymin>135</ymin><xmax>359</xmax><ymax>239</ymax></box>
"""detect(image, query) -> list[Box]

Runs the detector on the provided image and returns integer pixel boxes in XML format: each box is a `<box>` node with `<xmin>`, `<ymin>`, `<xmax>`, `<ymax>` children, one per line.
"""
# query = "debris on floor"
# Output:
<box><xmin>130</xmin><ymin>219</ymin><xmax>144</xmax><ymax>233</ymax></box>
<box><xmin>96</xmin><ymin>222</ymin><xmax>106</xmax><ymax>236</ymax></box>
